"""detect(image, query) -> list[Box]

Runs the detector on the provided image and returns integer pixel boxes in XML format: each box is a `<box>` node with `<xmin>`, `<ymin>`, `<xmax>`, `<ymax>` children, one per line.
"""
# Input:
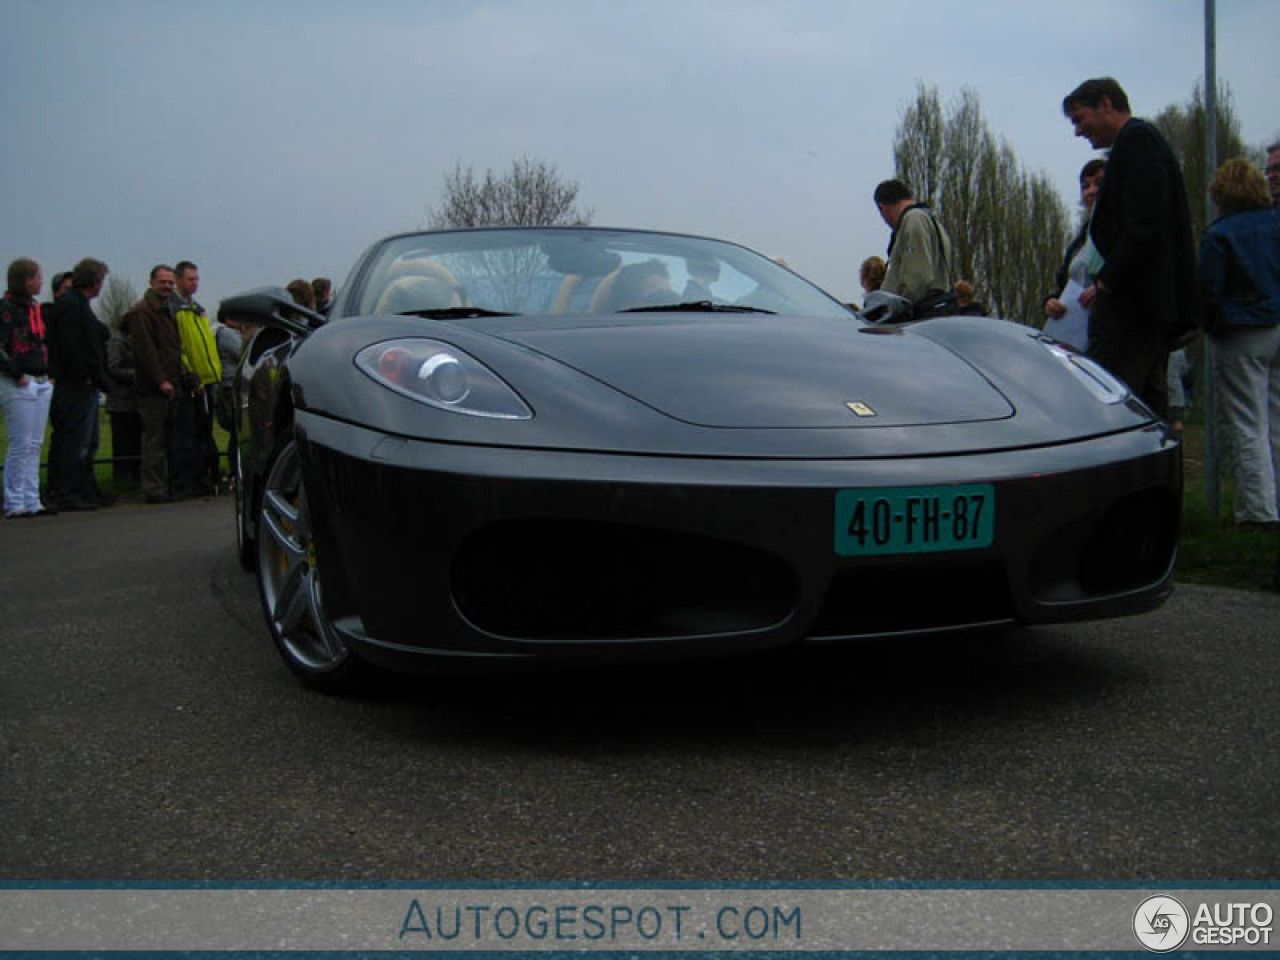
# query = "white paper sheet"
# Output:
<box><xmin>1042</xmin><ymin>279</ymin><xmax>1090</xmax><ymax>351</ymax></box>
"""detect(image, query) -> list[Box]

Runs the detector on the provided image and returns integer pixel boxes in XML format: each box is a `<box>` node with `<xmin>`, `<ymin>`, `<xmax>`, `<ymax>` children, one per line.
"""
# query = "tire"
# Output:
<box><xmin>255</xmin><ymin>429</ymin><xmax>363</xmax><ymax>693</ymax></box>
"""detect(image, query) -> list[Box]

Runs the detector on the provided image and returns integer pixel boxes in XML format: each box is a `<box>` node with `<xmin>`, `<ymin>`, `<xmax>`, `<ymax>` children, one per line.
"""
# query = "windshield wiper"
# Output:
<box><xmin>398</xmin><ymin>307</ymin><xmax>516</xmax><ymax>319</ymax></box>
<box><xmin>619</xmin><ymin>301</ymin><xmax>775</xmax><ymax>315</ymax></box>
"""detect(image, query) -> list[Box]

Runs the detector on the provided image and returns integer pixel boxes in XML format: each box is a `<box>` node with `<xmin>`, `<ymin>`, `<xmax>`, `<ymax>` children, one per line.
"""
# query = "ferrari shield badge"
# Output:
<box><xmin>846</xmin><ymin>402</ymin><xmax>876</xmax><ymax>418</ymax></box>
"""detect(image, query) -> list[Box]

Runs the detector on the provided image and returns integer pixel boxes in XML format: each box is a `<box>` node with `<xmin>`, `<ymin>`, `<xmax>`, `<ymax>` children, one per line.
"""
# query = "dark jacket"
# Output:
<box><xmin>125</xmin><ymin>290</ymin><xmax>184</xmax><ymax>398</ymax></box>
<box><xmin>0</xmin><ymin>293</ymin><xmax>48</xmax><ymax>381</ymax></box>
<box><xmin>46</xmin><ymin>288</ymin><xmax>113</xmax><ymax>391</ymax></box>
<box><xmin>1089</xmin><ymin>117</ymin><xmax>1201</xmax><ymax>343</ymax></box>
<box><xmin>105</xmin><ymin>332</ymin><xmax>139</xmax><ymax>413</ymax></box>
<box><xmin>1200</xmin><ymin>207</ymin><xmax>1280</xmax><ymax>332</ymax></box>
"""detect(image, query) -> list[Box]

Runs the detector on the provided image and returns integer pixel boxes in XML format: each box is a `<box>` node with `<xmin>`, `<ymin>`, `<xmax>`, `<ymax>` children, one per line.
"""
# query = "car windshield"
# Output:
<box><xmin>348</xmin><ymin>227</ymin><xmax>851</xmax><ymax>321</ymax></box>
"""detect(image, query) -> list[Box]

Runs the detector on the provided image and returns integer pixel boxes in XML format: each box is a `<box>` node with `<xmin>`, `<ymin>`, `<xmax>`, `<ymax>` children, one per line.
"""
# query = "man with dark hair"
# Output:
<box><xmin>1062</xmin><ymin>76</ymin><xmax>1199</xmax><ymax>415</ymax></box>
<box><xmin>1266</xmin><ymin>142</ymin><xmax>1280</xmax><ymax>206</ymax></box>
<box><xmin>37</xmin><ymin>270</ymin><xmax>72</xmax><ymax>348</ymax></box>
<box><xmin>45</xmin><ymin>257</ymin><xmax>112</xmax><ymax>511</ymax></box>
<box><xmin>125</xmin><ymin>265</ymin><xmax>183</xmax><ymax>503</ymax></box>
<box><xmin>48</xmin><ymin>272</ymin><xmax>72</xmax><ymax>301</ymax></box>
<box><xmin>873</xmin><ymin>178</ymin><xmax>953</xmax><ymax>310</ymax></box>
<box><xmin>1061</xmin><ymin>77</ymin><xmax>1131</xmax><ymax>116</ymax></box>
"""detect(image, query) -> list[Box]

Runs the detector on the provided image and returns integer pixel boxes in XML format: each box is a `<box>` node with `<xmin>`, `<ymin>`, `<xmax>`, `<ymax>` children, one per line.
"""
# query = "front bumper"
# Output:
<box><xmin>294</xmin><ymin>410</ymin><xmax>1181</xmax><ymax>671</ymax></box>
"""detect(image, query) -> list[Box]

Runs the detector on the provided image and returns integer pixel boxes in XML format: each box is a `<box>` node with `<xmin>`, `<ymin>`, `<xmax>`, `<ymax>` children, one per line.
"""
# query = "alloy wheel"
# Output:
<box><xmin>256</xmin><ymin>438</ymin><xmax>350</xmax><ymax>678</ymax></box>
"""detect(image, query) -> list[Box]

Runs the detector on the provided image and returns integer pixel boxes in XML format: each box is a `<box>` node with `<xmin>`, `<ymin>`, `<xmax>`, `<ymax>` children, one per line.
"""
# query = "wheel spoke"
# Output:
<box><xmin>262</xmin><ymin>487</ymin><xmax>300</xmax><ymax>534</ymax></box>
<box><xmin>275</xmin><ymin>562</ymin><xmax>310</xmax><ymax>635</ymax></box>
<box><xmin>307</xmin><ymin>577</ymin><xmax>347</xmax><ymax>663</ymax></box>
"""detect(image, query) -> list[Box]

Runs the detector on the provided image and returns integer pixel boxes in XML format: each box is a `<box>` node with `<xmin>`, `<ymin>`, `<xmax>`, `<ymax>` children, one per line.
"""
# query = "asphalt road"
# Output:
<box><xmin>1</xmin><ymin>495</ymin><xmax>1277</xmax><ymax>881</ymax></box>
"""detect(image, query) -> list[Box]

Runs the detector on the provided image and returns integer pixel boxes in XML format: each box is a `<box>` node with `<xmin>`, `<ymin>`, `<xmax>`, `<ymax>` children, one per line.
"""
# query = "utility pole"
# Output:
<box><xmin>1203</xmin><ymin>0</ymin><xmax>1219</xmax><ymax>515</ymax></box>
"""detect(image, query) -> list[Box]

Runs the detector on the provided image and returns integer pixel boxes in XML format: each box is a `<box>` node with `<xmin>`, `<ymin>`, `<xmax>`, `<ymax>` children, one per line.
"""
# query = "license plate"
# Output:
<box><xmin>834</xmin><ymin>484</ymin><xmax>995</xmax><ymax>556</ymax></box>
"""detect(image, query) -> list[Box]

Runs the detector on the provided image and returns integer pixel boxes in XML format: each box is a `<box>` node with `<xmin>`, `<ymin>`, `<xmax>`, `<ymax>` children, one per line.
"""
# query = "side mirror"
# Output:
<box><xmin>219</xmin><ymin>286</ymin><xmax>326</xmax><ymax>337</ymax></box>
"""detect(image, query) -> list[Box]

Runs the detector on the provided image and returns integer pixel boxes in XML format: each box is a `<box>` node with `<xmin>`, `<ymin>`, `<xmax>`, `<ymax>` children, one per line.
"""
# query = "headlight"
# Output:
<box><xmin>1038</xmin><ymin>337</ymin><xmax>1130</xmax><ymax>404</ymax></box>
<box><xmin>355</xmin><ymin>339</ymin><xmax>533</xmax><ymax>419</ymax></box>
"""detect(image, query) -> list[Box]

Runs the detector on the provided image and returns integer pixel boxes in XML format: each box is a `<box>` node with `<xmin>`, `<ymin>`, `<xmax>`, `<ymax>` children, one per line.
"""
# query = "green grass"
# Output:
<box><xmin>3</xmin><ymin>398</ymin><xmax>1275</xmax><ymax>591</ymax></box>
<box><xmin>1176</xmin><ymin>417</ymin><xmax>1278</xmax><ymax>591</ymax></box>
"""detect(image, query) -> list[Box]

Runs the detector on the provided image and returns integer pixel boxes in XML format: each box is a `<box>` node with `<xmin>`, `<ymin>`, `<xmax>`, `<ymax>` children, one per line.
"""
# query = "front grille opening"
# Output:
<box><xmin>810</xmin><ymin>558</ymin><xmax>1013</xmax><ymax>638</ymax></box>
<box><xmin>1077</xmin><ymin>487</ymin><xmax>1179</xmax><ymax>593</ymax></box>
<box><xmin>452</xmin><ymin>520</ymin><xmax>796</xmax><ymax>641</ymax></box>
<box><xmin>1030</xmin><ymin>486</ymin><xmax>1179</xmax><ymax>600</ymax></box>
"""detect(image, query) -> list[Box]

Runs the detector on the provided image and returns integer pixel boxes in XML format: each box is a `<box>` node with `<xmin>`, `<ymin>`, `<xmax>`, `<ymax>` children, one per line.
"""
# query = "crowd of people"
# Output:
<box><xmin>0</xmin><ymin>259</ymin><xmax>330</xmax><ymax>515</ymax></box>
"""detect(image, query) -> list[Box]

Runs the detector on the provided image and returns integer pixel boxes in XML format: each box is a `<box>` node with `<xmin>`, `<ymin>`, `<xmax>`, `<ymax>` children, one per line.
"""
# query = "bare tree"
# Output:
<box><xmin>97</xmin><ymin>274</ymin><xmax>139</xmax><ymax>332</ymax></box>
<box><xmin>423</xmin><ymin>158</ymin><xmax>594</xmax><ymax>313</ymax></box>
<box><xmin>427</xmin><ymin>157</ymin><xmax>593</xmax><ymax>228</ymax></box>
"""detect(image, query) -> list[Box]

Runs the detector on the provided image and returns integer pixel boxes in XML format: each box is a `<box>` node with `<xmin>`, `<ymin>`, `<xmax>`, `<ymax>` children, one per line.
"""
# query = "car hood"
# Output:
<box><xmin>494</xmin><ymin>315</ymin><xmax>1013</xmax><ymax>428</ymax></box>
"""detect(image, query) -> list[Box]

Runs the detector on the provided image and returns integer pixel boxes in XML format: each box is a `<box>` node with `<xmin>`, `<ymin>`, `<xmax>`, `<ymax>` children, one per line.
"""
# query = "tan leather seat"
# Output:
<box><xmin>551</xmin><ymin>275</ymin><xmax>584</xmax><ymax>314</ymax></box>
<box><xmin>375</xmin><ymin>259</ymin><xmax>464</xmax><ymax>314</ymax></box>
<box><xmin>375</xmin><ymin>275</ymin><xmax>462</xmax><ymax>314</ymax></box>
<box><xmin>587</xmin><ymin>267</ymin><xmax>624</xmax><ymax>314</ymax></box>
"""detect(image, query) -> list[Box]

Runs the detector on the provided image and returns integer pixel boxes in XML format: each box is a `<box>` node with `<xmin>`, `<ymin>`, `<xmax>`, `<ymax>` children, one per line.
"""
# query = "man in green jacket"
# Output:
<box><xmin>170</xmin><ymin>260</ymin><xmax>220</xmax><ymax>496</ymax></box>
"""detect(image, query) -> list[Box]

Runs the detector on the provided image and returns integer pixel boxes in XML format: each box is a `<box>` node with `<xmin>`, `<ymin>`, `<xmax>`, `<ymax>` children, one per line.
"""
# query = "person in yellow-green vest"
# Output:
<box><xmin>169</xmin><ymin>260</ymin><xmax>221</xmax><ymax>497</ymax></box>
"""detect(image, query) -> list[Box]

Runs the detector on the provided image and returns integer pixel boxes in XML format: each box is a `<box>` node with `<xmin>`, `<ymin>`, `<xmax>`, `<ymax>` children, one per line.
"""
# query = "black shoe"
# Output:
<box><xmin>32</xmin><ymin>506</ymin><xmax>58</xmax><ymax>517</ymax></box>
<box><xmin>145</xmin><ymin>493</ymin><xmax>177</xmax><ymax>504</ymax></box>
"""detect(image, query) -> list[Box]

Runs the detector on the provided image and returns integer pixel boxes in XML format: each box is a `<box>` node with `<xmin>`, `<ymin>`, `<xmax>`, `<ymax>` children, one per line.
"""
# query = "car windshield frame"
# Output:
<box><xmin>342</xmin><ymin>227</ymin><xmax>853</xmax><ymax>323</ymax></box>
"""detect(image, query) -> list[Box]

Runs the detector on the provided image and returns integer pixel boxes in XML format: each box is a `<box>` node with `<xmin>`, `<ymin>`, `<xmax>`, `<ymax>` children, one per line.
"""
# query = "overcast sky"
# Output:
<box><xmin>2</xmin><ymin>0</ymin><xmax>1277</xmax><ymax>309</ymax></box>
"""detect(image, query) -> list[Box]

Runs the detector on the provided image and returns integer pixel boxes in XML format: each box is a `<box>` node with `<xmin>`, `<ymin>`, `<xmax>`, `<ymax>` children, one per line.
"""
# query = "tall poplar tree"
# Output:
<box><xmin>1152</xmin><ymin>80</ymin><xmax>1251</xmax><ymax>243</ymax></box>
<box><xmin>891</xmin><ymin>84</ymin><xmax>1072</xmax><ymax>325</ymax></box>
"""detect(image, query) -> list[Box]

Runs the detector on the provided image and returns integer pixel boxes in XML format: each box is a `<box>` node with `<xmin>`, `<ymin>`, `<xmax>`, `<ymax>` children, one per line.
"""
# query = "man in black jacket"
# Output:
<box><xmin>46</xmin><ymin>257</ymin><xmax>112</xmax><ymax>510</ymax></box>
<box><xmin>1062</xmin><ymin>77</ymin><xmax>1200</xmax><ymax>416</ymax></box>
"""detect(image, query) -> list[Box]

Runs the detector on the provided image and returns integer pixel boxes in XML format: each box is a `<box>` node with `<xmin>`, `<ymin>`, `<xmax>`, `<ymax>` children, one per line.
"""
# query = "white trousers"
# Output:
<box><xmin>0</xmin><ymin>375</ymin><xmax>53</xmax><ymax>516</ymax></box>
<box><xmin>1213</xmin><ymin>324</ymin><xmax>1280</xmax><ymax>524</ymax></box>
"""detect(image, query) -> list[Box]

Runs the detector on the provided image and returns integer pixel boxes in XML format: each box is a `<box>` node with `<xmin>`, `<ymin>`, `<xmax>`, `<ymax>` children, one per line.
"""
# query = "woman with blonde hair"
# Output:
<box><xmin>1200</xmin><ymin>158</ymin><xmax>1280</xmax><ymax>545</ymax></box>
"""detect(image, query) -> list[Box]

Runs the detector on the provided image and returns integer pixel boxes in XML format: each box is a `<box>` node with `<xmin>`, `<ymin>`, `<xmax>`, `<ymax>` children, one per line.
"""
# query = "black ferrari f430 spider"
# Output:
<box><xmin>222</xmin><ymin>226</ymin><xmax>1180</xmax><ymax>691</ymax></box>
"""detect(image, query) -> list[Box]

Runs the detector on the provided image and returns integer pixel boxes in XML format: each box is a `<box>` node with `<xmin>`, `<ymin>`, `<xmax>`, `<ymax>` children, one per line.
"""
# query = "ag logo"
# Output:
<box><xmin>1133</xmin><ymin>895</ymin><xmax>1190</xmax><ymax>952</ymax></box>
